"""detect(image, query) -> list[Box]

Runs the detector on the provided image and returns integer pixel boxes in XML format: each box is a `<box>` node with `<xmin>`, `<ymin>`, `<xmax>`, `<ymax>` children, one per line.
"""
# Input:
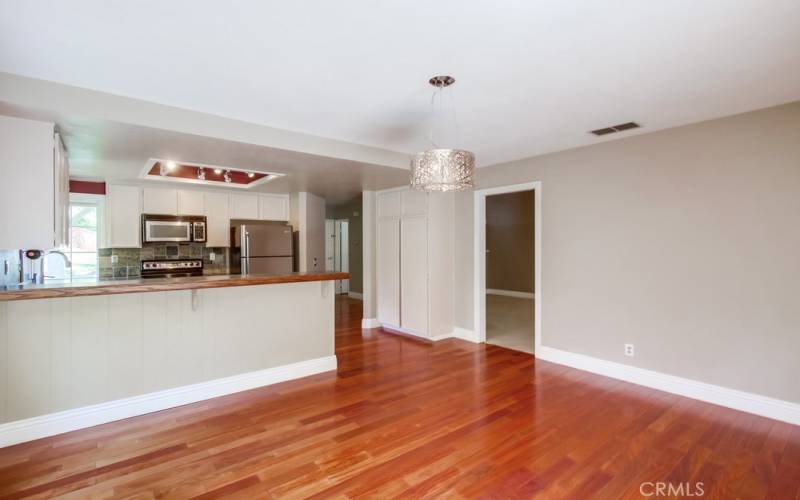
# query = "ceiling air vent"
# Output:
<box><xmin>590</xmin><ymin>122</ymin><xmax>640</xmax><ymax>136</ymax></box>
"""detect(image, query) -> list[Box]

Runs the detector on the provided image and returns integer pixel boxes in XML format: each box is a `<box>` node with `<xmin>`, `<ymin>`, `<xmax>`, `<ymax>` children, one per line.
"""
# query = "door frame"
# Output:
<box><xmin>474</xmin><ymin>181</ymin><xmax>542</xmax><ymax>353</ymax></box>
<box><xmin>325</xmin><ymin>218</ymin><xmax>350</xmax><ymax>294</ymax></box>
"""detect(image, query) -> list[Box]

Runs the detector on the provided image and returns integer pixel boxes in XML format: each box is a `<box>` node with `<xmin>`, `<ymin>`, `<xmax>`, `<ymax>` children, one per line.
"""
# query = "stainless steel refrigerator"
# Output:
<box><xmin>234</xmin><ymin>224</ymin><xmax>294</xmax><ymax>275</ymax></box>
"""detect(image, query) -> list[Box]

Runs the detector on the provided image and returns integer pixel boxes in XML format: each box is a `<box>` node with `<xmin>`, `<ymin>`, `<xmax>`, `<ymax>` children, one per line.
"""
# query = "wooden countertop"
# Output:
<box><xmin>0</xmin><ymin>272</ymin><xmax>350</xmax><ymax>301</ymax></box>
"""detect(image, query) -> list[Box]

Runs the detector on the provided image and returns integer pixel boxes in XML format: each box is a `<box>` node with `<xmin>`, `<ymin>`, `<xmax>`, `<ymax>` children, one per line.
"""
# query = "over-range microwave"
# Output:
<box><xmin>141</xmin><ymin>214</ymin><xmax>207</xmax><ymax>243</ymax></box>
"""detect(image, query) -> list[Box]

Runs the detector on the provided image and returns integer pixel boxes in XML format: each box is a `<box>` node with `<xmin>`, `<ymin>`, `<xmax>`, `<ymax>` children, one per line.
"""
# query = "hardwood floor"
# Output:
<box><xmin>1</xmin><ymin>296</ymin><xmax>798</xmax><ymax>499</ymax></box>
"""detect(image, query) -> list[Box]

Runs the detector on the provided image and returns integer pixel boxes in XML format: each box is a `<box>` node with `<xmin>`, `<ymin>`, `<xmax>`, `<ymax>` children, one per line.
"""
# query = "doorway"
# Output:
<box><xmin>485</xmin><ymin>190</ymin><xmax>535</xmax><ymax>353</ymax></box>
<box><xmin>474</xmin><ymin>181</ymin><xmax>542</xmax><ymax>354</ymax></box>
<box><xmin>325</xmin><ymin>218</ymin><xmax>349</xmax><ymax>294</ymax></box>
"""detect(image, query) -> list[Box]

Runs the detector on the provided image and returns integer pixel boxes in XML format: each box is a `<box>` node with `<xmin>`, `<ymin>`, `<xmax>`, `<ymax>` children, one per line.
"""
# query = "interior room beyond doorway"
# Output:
<box><xmin>485</xmin><ymin>190</ymin><xmax>535</xmax><ymax>354</ymax></box>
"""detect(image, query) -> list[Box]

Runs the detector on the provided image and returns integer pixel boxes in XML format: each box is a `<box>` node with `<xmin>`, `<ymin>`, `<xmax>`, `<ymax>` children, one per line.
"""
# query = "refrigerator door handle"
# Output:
<box><xmin>243</xmin><ymin>232</ymin><xmax>250</xmax><ymax>274</ymax></box>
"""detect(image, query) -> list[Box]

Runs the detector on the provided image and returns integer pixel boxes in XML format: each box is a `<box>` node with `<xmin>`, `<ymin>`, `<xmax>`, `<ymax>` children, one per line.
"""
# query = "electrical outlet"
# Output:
<box><xmin>209</xmin><ymin>252</ymin><xmax>216</xmax><ymax>262</ymax></box>
<box><xmin>111</xmin><ymin>255</ymin><xmax>118</xmax><ymax>264</ymax></box>
<box><xmin>624</xmin><ymin>344</ymin><xmax>635</xmax><ymax>357</ymax></box>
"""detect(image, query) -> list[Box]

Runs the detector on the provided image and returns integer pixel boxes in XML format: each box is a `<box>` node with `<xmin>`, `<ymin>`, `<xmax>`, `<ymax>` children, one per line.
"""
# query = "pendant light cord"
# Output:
<box><xmin>429</xmin><ymin>84</ymin><xmax>441</xmax><ymax>148</ymax></box>
<box><xmin>428</xmin><ymin>81</ymin><xmax>461</xmax><ymax>149</ymax></box>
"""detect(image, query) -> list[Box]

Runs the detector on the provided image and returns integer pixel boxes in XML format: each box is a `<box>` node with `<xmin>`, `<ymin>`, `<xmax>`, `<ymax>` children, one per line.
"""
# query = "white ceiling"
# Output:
<box><xmin>1</xmin><ymin>0</ymin><xmax>799</xmax><ymax>168</ymax></box>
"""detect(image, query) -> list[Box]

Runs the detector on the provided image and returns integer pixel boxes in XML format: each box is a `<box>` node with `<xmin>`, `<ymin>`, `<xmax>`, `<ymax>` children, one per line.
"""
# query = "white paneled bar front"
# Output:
<box><xmin>0</xmin><ymin>280</ymin><xmax>336</xmax><ymax>446</ymax></box>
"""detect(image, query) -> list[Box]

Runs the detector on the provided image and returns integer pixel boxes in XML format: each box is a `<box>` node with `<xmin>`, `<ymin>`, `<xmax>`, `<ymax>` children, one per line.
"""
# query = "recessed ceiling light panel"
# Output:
<box><xmin>141</xmin><ymin>159</ymin><xmax>284</xmax><ymax>189</ymax></box>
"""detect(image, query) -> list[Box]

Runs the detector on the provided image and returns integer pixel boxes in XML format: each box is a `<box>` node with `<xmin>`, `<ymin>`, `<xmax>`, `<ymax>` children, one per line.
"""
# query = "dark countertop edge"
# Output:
<box><xmin>0</xmin><ymin>272</ymin><xmax>350</xmax><ymax>301</ymax></box>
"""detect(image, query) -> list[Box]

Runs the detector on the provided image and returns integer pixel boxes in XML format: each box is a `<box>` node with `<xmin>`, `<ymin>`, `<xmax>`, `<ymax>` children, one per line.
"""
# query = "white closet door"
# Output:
<box><xmin>400</xmin><ymin>216</ymin><xmax>428</xmax><ymax>335</ymax></box>
<box><xmin>376</xmin><ymin>218</ymin><xmax>400</xmax><ymax>327</ymax></box>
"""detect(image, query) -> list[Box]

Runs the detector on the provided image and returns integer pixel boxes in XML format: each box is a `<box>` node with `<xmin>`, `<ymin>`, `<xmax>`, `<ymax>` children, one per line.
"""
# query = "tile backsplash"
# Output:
<box><xmin>99</xmin><ymin>244</ymin><xmax>230</xmax><ymax>279</ymax></box>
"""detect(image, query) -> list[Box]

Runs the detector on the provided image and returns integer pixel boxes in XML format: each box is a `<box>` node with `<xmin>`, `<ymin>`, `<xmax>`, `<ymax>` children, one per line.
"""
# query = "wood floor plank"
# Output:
<box><xmin>0</xmin><ymin>296</ymin><xmax>797</xmax><ymax>499</ymax></box>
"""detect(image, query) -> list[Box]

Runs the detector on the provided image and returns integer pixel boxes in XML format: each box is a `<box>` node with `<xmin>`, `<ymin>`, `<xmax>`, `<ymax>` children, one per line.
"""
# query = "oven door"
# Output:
<box><xmin>143</xmin><ymin>220</ymin><xmax>192</xmax><ymax>242</ymax></box>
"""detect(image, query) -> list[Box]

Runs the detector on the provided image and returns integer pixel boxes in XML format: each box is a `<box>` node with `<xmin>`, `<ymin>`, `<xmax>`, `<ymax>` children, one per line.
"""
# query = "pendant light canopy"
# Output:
<box><xmin>410</xmin><ymin>76</ymin><xmax>475</xmax><ymax>192</ymax></box>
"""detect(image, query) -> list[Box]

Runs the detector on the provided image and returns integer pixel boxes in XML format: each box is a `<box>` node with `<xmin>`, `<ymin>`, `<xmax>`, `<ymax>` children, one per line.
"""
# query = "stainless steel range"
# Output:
<box><xmin>141</xmin><ymin>259</ymin><xmax>203</xmax><ymax>279</ymax></box>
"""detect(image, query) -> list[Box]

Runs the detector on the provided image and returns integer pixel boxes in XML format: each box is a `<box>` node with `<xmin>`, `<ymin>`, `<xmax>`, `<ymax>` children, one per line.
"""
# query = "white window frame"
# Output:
<box><xmin>68</xmin><ymin>193</ymin><xmax>106</xmax><ymax>279</ymax></box>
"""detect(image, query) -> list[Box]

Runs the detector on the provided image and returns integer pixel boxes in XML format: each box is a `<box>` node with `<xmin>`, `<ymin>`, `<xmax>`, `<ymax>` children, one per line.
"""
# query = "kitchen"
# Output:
<box><xmin>0</xmin><ymin>113</ymin><xmax>348</xmax><ymax>446</ymax></box>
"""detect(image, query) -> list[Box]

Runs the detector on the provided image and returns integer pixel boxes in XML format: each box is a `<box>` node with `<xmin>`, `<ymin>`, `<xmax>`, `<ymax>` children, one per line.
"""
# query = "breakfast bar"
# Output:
<box><xmin>0</xmin><ymin>271</ymin><xmax>347</xmax><ymax>446</ymax></box>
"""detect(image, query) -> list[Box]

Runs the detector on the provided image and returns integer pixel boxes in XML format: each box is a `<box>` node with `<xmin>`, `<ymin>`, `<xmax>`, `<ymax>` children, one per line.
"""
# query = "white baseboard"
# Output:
<box><xmin>452</xmin><ymin>327</ymin><xmax>479</xmax><ymax>343</ymax></box>
<box><xmin>361</xmin><ymin>317</ymin><xmax>381</xmax><ymax>329</ymax></box>
<box><xmin>0</xmin><ymin>355</ymin><xmax>337</xmax><ymax>448</ymax></box>
<box><xmin>348</xmin><ymin>292</ymin><xmax>363</xmax><ymax>300</ymax></box>
<box><xmin>430</xmin><ymin>333</ymin><xmax>453</xmax><ymax>342</ymax></box>
<box><xmin>536</xmin><ymin>346</ymin><xmax>800</xmax><ymax>425</ymax></box>
<box><xmin>380</xmin><ymin>324</ymin><xmax>480</xmax><ymax>344</ymax></box>
<box><xmin>486</xmin><ymin>289</ymin><xmax>535</xmax><ymax>299</ymax></box>
<box><xmin>381</xmin><ymin>323</ymin><xmax>430</xmax><ymax>341</ymax></box>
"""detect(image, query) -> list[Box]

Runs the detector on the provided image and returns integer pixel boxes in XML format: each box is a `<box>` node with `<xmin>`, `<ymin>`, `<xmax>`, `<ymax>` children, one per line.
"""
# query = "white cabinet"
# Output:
<box><xmin>143</xmin><ymin>187</ymin><xmax>203</xmax><ymax>216</ymax></box>
<box><xmin>375</xmin><ymin>188</ymin><xmax>453</xmax><ymax>339</ymax></box>
<box><xmin>401</xmin><ymin>189</ymin><xmax>427</xmax><ymax>217</ymax></box>
<box><xmin>377</xmin><ymin>190</ymin><xmax>402</xmax><ymax>218</ymax></box>
<box><xmin>229</xmin><ymin>194</ymin><xmax>259</xmax><ymax>220</ymax></box>
<box><xmin>229</xmin><ymin>193</ymin><xmax>289</xmax><ymax>221</ymax></box>
<box><xmin>376</xmin><ymin>218</ymin><xmax>401</xmax><ymax>326</ymax></box>
<box><xmin>0</xmin><ymin>116</ymin><xmax>62</xmax><ymax>250</ymax></box>
<box><xmin>258</xmin><ymin>194</ymin><xmax>289</xmax><ymax>221</ymax></box>
<box><xmin>177</xmin><ymin>190</ymin><xmax>204</xmax><ymax>215</ymax></box>
<box><xmin>400</xmin><ymin>216</ymin><xmax>428</xmax><ymax>333</ymax></box>
<box><xmin>53</xmin><ymin>133</ymin><xmax>70</xmax><ymax>249</ymax></box>
<box><xmin>203</xmin><ymin>192</ymin><xmax>230</xmax><ymax>247</ymax></box>
<box><xmin>142</xmin><ymin>188</ymin><xmax>178</xmax><ymax>215</ymax></box>
<box><xmin>106</xmin><ymin>185</ymin><xmax>142</xmax><ymax>248</ymax></box>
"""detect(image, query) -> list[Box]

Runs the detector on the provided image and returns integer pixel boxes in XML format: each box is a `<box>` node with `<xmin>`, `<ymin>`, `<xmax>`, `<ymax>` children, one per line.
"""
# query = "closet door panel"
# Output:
<box><xmin>376</xmin><ymin>218</ymin><xmax>400</xmax><ymax>326</ymax></box>
<box><xmin>400</xmin><ymin>216</ymin><xmax>428</xmax><ymax>335</ymax></box>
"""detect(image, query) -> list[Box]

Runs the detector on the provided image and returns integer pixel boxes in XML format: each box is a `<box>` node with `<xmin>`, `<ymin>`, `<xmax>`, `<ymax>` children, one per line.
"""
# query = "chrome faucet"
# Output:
<box><xmin>39</xmin><ymin>250</ymin><xmax>72</xmax><ymax>284</ymax></box>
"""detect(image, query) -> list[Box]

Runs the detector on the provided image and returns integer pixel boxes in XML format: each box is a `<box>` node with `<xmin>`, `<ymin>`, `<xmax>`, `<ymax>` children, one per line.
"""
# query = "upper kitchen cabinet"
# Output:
<box><xmin>203</xmin><ymin>191</ymin><xmax>230</xmax><ymax>247</ymax></box>
<box><xmin>53</xmin><ymin>133</ymin><xmax>71</xmax><ymax>249</ymax></box>
<box><xmin>258</xmin><ymin>194</ymin><xmax>290</xmax><ymax>221</ymax></box>
<box><xmin>106</xmin><ymin>185</ymin><xmax>142</xmax><ymax>248</ymax></box>
<box><xmin>0</xmin><ymin>115</ymin><xmax>67</xmax><ymax>251</ymax></box>
<box><xmin>142</xmin><ymin>187</ymin><xmax>178</xmax><ymax>215</ymax></box>
<box><xmin>177</xmin><ymin>189</ymin><xmax>204</xmax><ymax>215</ymax></box>
<box><xmin>229</xmin><ymin>193</ymin><xmax>259</xmax><ymax>220</ymax></box>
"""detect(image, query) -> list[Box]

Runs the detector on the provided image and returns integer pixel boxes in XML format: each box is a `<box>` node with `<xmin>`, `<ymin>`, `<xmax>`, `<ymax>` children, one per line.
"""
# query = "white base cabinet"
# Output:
<box><xmin>375</xmin><ymin>188</ymin><xmax>454</xmax><ymax>339</ymax></box>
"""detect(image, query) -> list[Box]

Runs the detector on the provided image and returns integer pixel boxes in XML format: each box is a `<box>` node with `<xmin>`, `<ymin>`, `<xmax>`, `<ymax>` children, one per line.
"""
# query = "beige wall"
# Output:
<box><xmin>455</xmin><ymin>101</ymin><xmax>800</xmax><ymax>403</ymax></box>
<box><xmin>327</xmin><ymin>198</ymin><xmax>363</xmax><ymax>293</ymax></box>
<box><xmin>486</xmin><ymin>191</ymin><xmax>534</xmax><ymax>293</ymax></box>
